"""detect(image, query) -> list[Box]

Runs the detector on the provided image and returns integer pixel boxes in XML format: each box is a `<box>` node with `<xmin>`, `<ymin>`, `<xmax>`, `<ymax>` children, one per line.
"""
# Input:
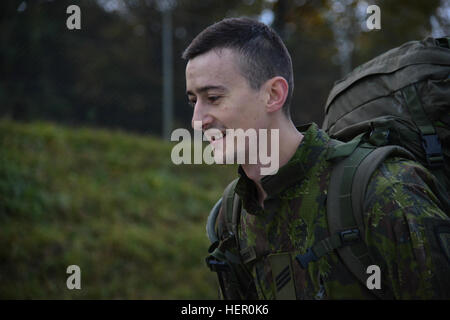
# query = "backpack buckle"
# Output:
<box><xmin>339</xmin><ymin>228</ymin><xmax>360</xmax><ymax>244</ymax></box>
<box><xmin>295</xmin><ymin>248</ymin><xmax>319</xmax><ymax>269</ymax></box>
<box><xmin>205</xmin><ymin>257</ymin><xmax>230</xmax><ymax>272</ymax></box>
<box><xmin>421</xmin><ymin>134</ymin><xmax>444</xmax><ymax>167</ymax></box>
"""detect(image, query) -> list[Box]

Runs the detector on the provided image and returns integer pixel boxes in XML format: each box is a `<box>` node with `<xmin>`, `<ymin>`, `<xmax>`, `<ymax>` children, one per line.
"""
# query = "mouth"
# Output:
<box><xmin>210</xmin><ymin>130</ymin><xmax>226</xmax><ymax>143</ymax></box>
<box><xmin>205</xmin><ymin>128</ymin><xmax>227</xmax><ymax>144</ymax></box>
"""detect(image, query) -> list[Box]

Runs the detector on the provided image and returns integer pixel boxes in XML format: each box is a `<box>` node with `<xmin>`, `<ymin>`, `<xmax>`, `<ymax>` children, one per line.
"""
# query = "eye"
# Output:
<box><xmin>188</xmin><ymin>99</ymin><xmax>196</xmax><ymax>108</ymax></box>
<box><xmin>208</xmin><ymin>96</ymin><xmax>221</xmax><ymax>103</ymax></box>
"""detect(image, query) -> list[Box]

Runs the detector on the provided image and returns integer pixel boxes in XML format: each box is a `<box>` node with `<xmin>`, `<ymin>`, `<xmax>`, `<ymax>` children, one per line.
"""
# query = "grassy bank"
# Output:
<box><xmin>0</xmin><ymin>119</ymin><xmax>237</xmax><ymax>299</ymax></box>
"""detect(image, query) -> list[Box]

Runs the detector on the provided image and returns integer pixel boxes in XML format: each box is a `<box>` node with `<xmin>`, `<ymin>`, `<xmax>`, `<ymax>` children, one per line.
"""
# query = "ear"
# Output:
<box><xmin>264</xmin><ymin>76</ymin><xmax>289</xmax><ymax>113</ymax></box>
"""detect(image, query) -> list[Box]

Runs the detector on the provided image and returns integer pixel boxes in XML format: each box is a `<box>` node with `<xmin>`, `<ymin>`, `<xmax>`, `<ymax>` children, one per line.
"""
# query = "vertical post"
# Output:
<box><xmin>162</xmin><ymin>6</ymin><xmax>173</xmax><ymax>140</ymax></box>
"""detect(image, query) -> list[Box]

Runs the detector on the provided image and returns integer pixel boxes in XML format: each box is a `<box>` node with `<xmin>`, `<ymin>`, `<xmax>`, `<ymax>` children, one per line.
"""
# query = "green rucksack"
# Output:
<box><xmin>323</xmin><ymin>36</ymin><xmax>450</xmax><ymax>193</ymax></box>
<box><xmin>205</xmin><ymin>36</ymin><xmax>450</xmax><ymax>300</ymax></box>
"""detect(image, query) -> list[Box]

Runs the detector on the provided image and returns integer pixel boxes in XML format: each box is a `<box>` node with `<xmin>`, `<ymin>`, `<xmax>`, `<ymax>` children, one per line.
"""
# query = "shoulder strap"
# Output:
<box><xmin>205</xmin><ymin>178</ymin><xmax>240</xmax><ymax>245</ymax></box>
<box><xmin>219</xmin><ymin>178</ymin><xmax>240</xmax><ymax>240</ymax></box>
<box><xmin>351</xmin><ymin>145</ymin><xmax>416</xmax><ymax>233</ymax></box>
<box><xmin>206</xmin><ymin>178</ymin><xmax>259</xmax><ymax>299</ymax></box>
<box><xmin>295</xmin><ymin>138</ymin><xmax>417</xmax><ymax>299</ymax></box>
<box><xmin>326</xmin><ymin>142</ymin><xmax>385</xmax><ymax>299</ymax></box>
<box><xmin>206</xmin><ymin>198</ymin><xmax>222</xmax><ymax>244</ymax></box>
<box><xmin>327</xmin><ymin>142</ymin><xmax>415</xmax><ymax>299</ymax></box>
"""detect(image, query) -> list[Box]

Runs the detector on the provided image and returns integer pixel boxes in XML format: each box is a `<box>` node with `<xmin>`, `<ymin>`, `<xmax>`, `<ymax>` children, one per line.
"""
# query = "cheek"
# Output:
<box><xmin>241</xmin><ymin>97</ymin><xmax>267</xmax><ymax>126</ymax></box>
<box><xmin>219</xmin><ymin>91</ymin><xmax>265</xmax><ymax>128</ymax></box>
<box><xmin>238</xmin><ymin>92</ymin><xmax>260</xmax><ymax>112</ymax></box>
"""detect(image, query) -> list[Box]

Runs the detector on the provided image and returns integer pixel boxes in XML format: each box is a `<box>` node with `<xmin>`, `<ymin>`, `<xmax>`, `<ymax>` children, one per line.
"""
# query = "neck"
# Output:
<box><xmin>242</xmin><ymin>117</ymin><xmax>303</xmax><ymax>206</ymax></box>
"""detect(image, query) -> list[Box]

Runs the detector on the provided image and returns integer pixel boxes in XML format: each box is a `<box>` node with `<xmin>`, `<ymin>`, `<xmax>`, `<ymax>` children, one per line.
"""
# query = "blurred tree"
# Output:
<box><xmin>276</xmin><ymin>0</ymin><xmax>341</xmax><ymax>125</ymax></box>
<box><xmin>0</xmin><ymin>0</ymin><xmax>446</xmax><ymax>135</ymax></box>
<box><xmin>0</xmin><ymin>0</ymin><xmax>162</xmax><ymax>133</ymax></box>
<box><xmin>352</xmin><ymin>0</ymin><xmax>444</xmax><ymax>66</ymax></box>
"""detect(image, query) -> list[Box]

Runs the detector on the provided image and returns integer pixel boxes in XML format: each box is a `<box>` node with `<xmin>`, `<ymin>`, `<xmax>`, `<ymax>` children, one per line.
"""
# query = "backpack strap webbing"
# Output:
<box><xmin>401</xmin><ymin>82</ymin><xmax>448</xmax><ymax>192</ymax></box>
<box><xmin>206</xmin><ymin>198</ymin><xmax>222</xmax><ymax>244</ymax></box>
<box><xmin>206</xmin><ymin>179</ymin><xmax>240</xmax><ymax>270</ymax></box>
<box><xmin>436</xmin><ymin>36</ymin><xmax>450</xmax><ymax>49</ymax></box>
<box><xmin>295</xmin><ymin>135</ymin><xmax>416</xmax><ymax>299</ymax></box>
<box><xmin>401</xmin><ymin>83</ymin><xmax>444</xmax><ymax>168</ymax></box>
<box><xmin>205</xmin><ymin>178</ymin><xmax>257</xmax><ymax>299</ymax></box>
<box><xmin>296</xmin><ymin>140</ymin><xmax>382</xmax><ymax>292</ymax></box>
<box><xmin>220</xmin><ymin>178</ymin><xmax>240</xmax><ymax>238</ymax></box>
<box><xmin>351</xmin><ymin>145</ymin><xmax>416</xmax><ymax>233</ymax></box>
<box><xmin>327</xmin><ymin>141</ymin><xmax>415</xmax><ymax>299</ymax></box>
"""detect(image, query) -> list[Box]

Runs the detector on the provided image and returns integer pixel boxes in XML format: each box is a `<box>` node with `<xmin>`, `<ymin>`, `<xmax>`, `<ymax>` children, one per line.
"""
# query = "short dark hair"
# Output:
<box><xmin>182</xmin><ymin>17</ymin><xmax>294</xmax><ymax>117</ymax></box>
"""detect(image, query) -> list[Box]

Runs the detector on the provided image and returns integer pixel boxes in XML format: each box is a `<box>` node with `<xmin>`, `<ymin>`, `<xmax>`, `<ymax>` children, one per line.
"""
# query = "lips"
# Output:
<box><xmin>205</xmin><ymin>128</ymin><xmax>226</xmax><ymax>144</ymax></box>
<box><xmin>211</xmin><ymin>131</ymin><xmax>226</xmax><ymax>142</ymax></box>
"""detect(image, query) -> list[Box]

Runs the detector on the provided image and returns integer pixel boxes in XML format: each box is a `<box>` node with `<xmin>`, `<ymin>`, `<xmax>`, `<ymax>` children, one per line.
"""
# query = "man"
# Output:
<box><xmin>182</xmin><ymin>17</ymin><xmax>449</xmax><ymax>299</ymax></box>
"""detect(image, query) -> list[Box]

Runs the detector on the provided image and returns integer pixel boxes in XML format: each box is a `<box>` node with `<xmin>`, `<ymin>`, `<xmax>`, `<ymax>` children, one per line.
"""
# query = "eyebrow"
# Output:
<box><xmin>186</xmin><ymin>85</ymin><xmax>228</xmax><ymax>96</ymax></box>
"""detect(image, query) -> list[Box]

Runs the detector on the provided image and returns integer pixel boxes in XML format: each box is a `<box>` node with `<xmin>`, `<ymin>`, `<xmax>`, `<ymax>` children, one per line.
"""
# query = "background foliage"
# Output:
<box><xmin>0</xmin><ymin>118</ymin><xmax>238</xmax><ymax>298</ymax></box>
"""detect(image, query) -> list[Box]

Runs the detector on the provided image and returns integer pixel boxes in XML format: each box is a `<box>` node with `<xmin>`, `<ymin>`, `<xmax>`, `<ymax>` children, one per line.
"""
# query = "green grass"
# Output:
<box><xmin>0</xmin><ymin>118</ymin><xmax>238</xmax><ymax>299</ymax></box>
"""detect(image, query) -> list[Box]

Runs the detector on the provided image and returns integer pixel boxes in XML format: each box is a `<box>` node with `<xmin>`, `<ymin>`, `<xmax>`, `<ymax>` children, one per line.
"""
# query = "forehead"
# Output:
<box><xmin>185</xmin><ymin>48</ymin><xmax>247</xmax><ymax>92</ymax></box>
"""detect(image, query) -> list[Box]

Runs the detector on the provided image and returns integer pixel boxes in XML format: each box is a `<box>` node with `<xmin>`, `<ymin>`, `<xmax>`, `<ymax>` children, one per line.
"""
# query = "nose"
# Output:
<box><xmin>191</xmin><ymin>100</ymin><xmax>213</xmax><ymax>131</ymax></box>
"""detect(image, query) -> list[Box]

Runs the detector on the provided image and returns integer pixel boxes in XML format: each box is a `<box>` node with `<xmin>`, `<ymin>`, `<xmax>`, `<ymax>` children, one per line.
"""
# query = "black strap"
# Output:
<box><xmin>402</xmin><ymin>83</ymin><xmax>444</xmax><ymax>168</ymax></box>
<box><xmin>436</xmin><ymin>37</ymin><xmax>450</xmax><ymax>49</ymax></box>
<box><xmin>295</xmin><ymin>229</ymin><xmax>360</xmax><ymax>269</ymax></box>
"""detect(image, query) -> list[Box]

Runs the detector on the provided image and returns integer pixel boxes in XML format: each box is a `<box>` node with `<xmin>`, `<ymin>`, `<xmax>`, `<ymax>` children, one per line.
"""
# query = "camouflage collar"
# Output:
<box><xmin>235</xmin><ymin>122</ymin><xmax>330</xmax><ymax>215</ymax></box>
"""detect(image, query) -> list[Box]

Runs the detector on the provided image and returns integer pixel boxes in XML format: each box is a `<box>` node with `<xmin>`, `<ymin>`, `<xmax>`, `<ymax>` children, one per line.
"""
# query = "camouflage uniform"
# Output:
<box><xmin>216</xmin><ymin>123</ymin><xmax>450</xmax><ymax>299</ymax></box>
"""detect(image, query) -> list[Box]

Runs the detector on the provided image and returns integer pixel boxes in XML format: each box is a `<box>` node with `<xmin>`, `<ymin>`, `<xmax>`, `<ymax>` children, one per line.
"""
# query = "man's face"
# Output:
<box><xmin>186</xmin><ymin>48</ymin><xmax>268</xmax><ymax>163</ymax></box>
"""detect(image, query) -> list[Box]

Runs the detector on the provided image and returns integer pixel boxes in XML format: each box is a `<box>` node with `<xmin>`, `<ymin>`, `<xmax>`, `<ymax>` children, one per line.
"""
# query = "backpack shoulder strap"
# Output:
<box><xmin>295</xmin><ymin>135</ymin><xmax>416</xmax><ymax>299</ymax></box>
<box><xmin>206</xmin><ymin>198</ymin><xmax>222</xmax><ymax>244</ymax></box>
<box><xmin>295</xmin><ymin>139</ymin><xmax>373</xmax><ymax>279</ymax></box>
<box><xmin>351</xmin><ymin>145</ymin><xmax>416</xmax><ymax>234</ymax></box>
<box><xmin>219</xmin><ymin>178</ymin><xmax>240</xmax><ymax>240</ymax></box>
<box><xmin>327</xmin><ymin>142</ymin><xmax>415</xmax><ymax>299</ymax></box>
<box><xmin>206</xmin><ymin>178</ymin><xmax>240</xmax><ymax>245</ymax></box>
<box><xmin>325</xmin><ymin>142</ymin><xmax>386</xmax><ymax>299</ymax></box>
<box><xmin>206</xmin><ymin>178</ymin><xmax>254</xmax><ymax>299</ymax></box>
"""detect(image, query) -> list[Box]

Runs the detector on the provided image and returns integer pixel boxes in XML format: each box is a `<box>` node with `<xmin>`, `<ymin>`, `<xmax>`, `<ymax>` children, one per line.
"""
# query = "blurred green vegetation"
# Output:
<box><xmin>0</xmin><ymin>118</ymin><xmax>237</xmax><ymax>299</ymax></box>
<box><xmin>3</xmin><ymin>0</ymin><xmax>446</xmax><ymax>135</ymax></box>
